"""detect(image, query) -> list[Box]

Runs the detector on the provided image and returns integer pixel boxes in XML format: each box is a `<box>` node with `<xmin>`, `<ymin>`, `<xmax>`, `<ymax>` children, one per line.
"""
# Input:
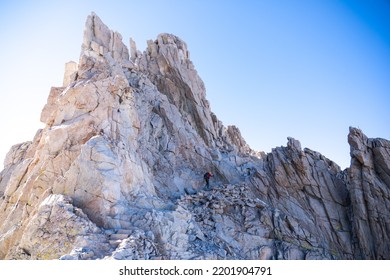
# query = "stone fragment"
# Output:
<box><xmin>63</xmin><ymin>61</ymin><xmax>78</xmax><ymax>87</ymax></box>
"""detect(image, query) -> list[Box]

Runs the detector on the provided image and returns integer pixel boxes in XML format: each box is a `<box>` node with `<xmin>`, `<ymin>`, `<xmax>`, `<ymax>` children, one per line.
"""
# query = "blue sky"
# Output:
<box><xmin>0</xmin><ymin>0</ymin><xmax>389</xmax><ymax>169</ymax></box>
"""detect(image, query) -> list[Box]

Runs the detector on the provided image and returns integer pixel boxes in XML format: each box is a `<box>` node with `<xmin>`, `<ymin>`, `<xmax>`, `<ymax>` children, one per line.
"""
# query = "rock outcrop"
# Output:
<box><xmin>347</xmin><ymin>127</ymin><xmax>390</xmax><ymax>259</ymax></box>
<box><xmin>0</xmin><ymin>13</ymin><xmax>389</xmax><ymax>260</ymax></box>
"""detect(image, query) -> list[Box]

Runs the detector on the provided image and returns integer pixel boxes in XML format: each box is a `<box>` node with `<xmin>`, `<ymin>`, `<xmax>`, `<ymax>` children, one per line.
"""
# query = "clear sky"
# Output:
<box><xmin>0</xmin><ymin>0</ymin><xmax>389</xmax><ymax>170</ymax></box>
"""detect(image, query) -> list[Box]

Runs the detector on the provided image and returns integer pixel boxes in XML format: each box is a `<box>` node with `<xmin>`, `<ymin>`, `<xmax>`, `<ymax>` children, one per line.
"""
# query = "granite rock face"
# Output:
<box><xmin>347</xmin><ymin>127</ymin><xmax>390</xmax><ymax>259</ymax></box>
<box><xmin>0</xmin><ymin>13</ymin><xmax>389</xmax><ymax>260</ymax></box>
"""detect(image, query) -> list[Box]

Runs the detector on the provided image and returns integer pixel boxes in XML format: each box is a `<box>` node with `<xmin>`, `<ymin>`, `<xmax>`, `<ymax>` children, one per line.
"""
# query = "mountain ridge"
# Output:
<box><xmin>0</xmin><ymin>13</ymin><xmax>389</xmax><ymax>260</ymax></box>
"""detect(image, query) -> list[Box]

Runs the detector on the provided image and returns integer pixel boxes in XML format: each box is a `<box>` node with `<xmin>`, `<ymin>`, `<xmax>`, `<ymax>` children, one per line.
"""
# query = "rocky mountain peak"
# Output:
<box><xmin>139</xmin><ymin>32</ymin><xmax>218</xmax><ymax>148</ymax></box>
<box><xmin>81</xmin><ymin>12</ymin><xmax>129</xmax><ymax>63</ymax></box>
<box><xmin>0</xmin><ymin>13</ymin><xmax>389</xmax><ymax>260</ymax></box>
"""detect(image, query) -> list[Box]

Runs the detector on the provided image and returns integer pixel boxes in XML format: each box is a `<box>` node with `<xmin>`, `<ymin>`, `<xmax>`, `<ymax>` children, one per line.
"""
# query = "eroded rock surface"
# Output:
<box><xmin>347</xmin><ymin>127</ymin><xmax>390</xmax><ymax>259</ymax></box>
<box><xmin>0</xmin><ymin>13</ymin><xmax>389</xmax><ymax>260</ymax></box>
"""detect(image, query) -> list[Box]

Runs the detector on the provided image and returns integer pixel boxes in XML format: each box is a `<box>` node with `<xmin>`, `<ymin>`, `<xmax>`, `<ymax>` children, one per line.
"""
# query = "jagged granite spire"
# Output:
<box><xmin>0</xmin><ymin>13</ymin><xmax>389</xmax><ymax>260</ymax></box>
<box><xmin>81</xmin><ymin>12</ymin><xmax>129</xmax><ymax>62</ymax></box>
<box><xmin>348</xmin><ymin>127</ymin><xmax>390</xmax><ymax>259</ymax></box>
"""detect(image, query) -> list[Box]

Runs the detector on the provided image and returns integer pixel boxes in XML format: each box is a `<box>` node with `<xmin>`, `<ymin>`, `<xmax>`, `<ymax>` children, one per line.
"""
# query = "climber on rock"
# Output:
<box><xmin>204</xmin><ymin>172</ymin><xmax>213</xmax><ymax>190</ymax></box>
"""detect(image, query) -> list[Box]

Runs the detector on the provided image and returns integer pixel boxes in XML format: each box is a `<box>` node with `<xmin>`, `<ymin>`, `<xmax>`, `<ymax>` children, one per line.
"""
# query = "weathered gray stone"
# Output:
<box><xmin>347</xmin><ymin>127</ymin><xmax>390</xmax><ymax>259</ymax></box>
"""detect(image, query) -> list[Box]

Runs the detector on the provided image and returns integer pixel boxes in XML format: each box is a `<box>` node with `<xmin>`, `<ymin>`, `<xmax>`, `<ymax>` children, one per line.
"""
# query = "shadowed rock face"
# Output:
<box><xmin>0</xmin><ymin>13</ymin><xmax>389</xmax><ymax>260</ymax></box>
<box><xmin>347</xmin><ymin>127</ymin><xmax>390</xmax><ymax>259</ymax></box>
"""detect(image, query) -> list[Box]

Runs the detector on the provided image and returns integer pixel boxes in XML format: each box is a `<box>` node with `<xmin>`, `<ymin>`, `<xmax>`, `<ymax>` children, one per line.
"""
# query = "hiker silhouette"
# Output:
<box><xmin>203</xmin><ymin>172</ymin><xmax>213</xmax><ymax>190</ymax></box>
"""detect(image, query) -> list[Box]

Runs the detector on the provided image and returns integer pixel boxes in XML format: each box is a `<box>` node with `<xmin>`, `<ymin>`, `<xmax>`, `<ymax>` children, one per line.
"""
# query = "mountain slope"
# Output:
<box><xmin>0</xmin><ymin>13</ymin><xmax>388</xmax><ymax>260</ymax></box>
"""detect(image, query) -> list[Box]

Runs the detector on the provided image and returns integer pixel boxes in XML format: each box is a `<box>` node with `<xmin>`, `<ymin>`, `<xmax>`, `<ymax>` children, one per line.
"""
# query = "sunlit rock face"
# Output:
<box><xmin>0</xmin><ymin>13</ymin><xmax>389</xmax><ymax>260</ymax></box>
